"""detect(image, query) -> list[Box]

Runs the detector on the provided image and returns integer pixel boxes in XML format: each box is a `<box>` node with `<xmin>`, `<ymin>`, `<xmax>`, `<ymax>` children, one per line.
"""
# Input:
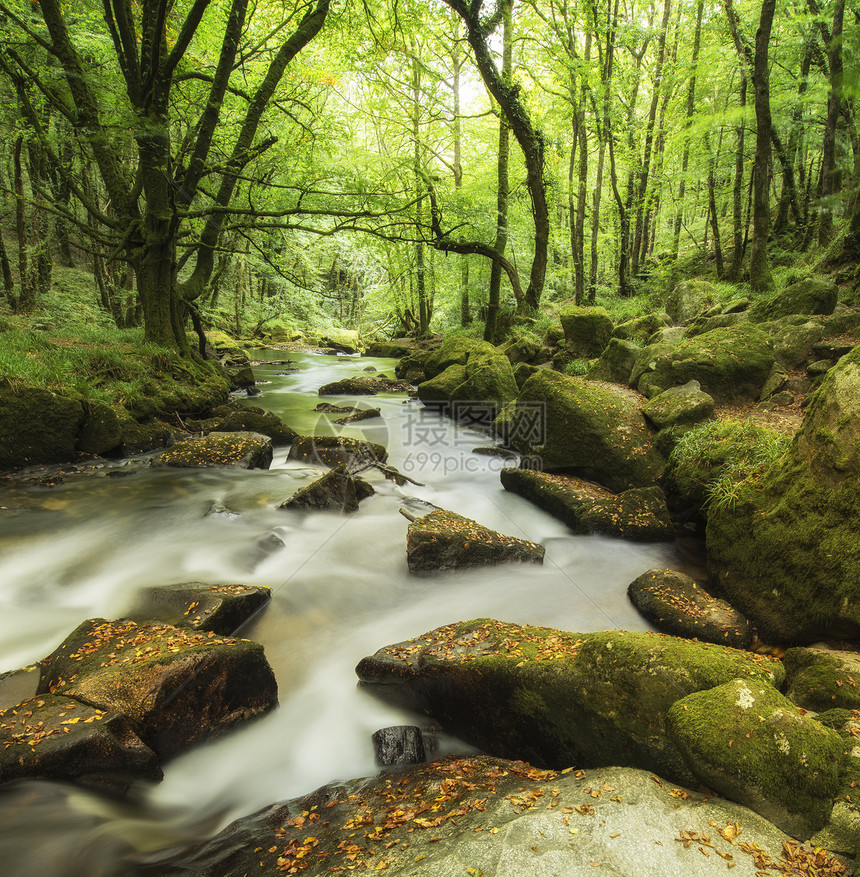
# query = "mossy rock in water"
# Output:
<box><xmin>665</xmin><ymin>280</ymin><xmax>717</xmax><ymax>325</ymax></box>
<box><xmin>364</xmin><ymin>338</ymin><xmax>418</xmax><ymax>358</ymax></box>
<box><xmin>641</xmin><ymin>381</ymin><xmax>715</xmax><ymax>430</ymax></box>
<box><xmin>0</xmin><ymin>694</ymin><xmax>161</xmax><ymax>795</ymax></box>
<box><xmin>0</xmin><ymin>382</ymin><xmax>84</xmax><ymax>468</ymax></box>
<box><xmin>667</xmin><ymin>678</ymin><xmax>843</xmax><ymax>838</ymax></box>
<box><xmin>612</xmin><ymin>313</ymin><xmax>669</xmax><ymax>344</ymax></box>
<box><xmin>119</xmin><ymin>417</ymin><xmax>176</xmax><ymax>455</ymax></box>
<box><xmin>287</xmin><ymin>434</ymin><xmax>387</xmax><ymax>468</ymax></box>
<box><xmin>749</xmin><ymin>277</ymin><xmax>839</xmax><ymax>323</ymax></box>
<box><xmin>585</xmin><ymin>337</ymin><xmax>640</xmax><ymax>384</ymax></box>
<box><xmin>637</xmin><ymin>324</ymin><xmax>775</xmax><ymax>402</ymax></box>
<box><xmin>783</xmin><ymin>647</ymin><xmax>860</xmax><ymax>712</ymax></box>
<box><xmin>153</xmin><ymin>431</ymin><xmax>273</xmax><ymax>469</ymax></box>
<box><xmin>357</xmin><ymin>622</ymin><xmax>783</xmax><ymax>783</ymax></box>
<box><xmin>500</xmin><ymin>468</ymin><xmax>673</xmax><ymax>542</ymax></box>
<box><xmin>627</xmin><ymin>569</ymin><xmax>752</xmax><ymax>648</ymax></box>
<box><xmin>394</xmin><ymin>350</ymin><xmax>427</xmax><ymax>383</ymax></box>
<box><xmin>317</xmin><ymin>375</ymin><xmax>412</xmax><ymax>395</ymax></box>
<box><xmin>450</xmin><ymin>352</ymin><xmax>518</xmax><ymax>415</ymax></box>
<box><xmin>406</xmin><ymin>510</ymin><xmax>544</xmax><ymax>573</ymax></box>
<box><xmin>422</xmin><ymin>336</ymin><xmax>496</xmax><ymax>379</ymax></box>
<box><xmin>212</xmin><ymin>407</ymin><xmax>298</xmax><ymax>444</ymax></box>
<box><xmin>129</xmin><ymin>583</ymin><xmax>272</xmax><ymax>636</ymax></box>
<box><xmin>416</xmin><ymin>363</ymin><xmax>467</xmax><ymax>407</ymax></box>
<box><xmin>707</xmin><ymin>346</ymin><xmax>860</xmax><ymax>642</ymax></box>
<box><xmin>37</xmin><ymin>618</ymin><xmax>278</xmax><ymax>759</ymax></box>
<box><xmin>510</xmin><ymin>369</ymin><xmax>665</xmax><ymax>491</ymax></box>
<box><xmin>76</xmin><ymin>400</ymin><xmax>123</xmax><ymax>456</ymax></box>
<box><xmin>559</xmin><ymin>304</ymin><xmax>613</xmax><ymax>357</ymax></box>
<box><xmin>278</xmin><ymin>464</ymin><xmax>374</xmax><ymax>513</ymax></box>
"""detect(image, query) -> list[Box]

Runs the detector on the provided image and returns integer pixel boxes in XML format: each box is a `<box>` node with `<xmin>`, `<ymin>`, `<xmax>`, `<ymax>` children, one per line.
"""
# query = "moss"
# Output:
<box><xmin>784</xmin><ymin>648</ymin><xmax>860</xmax><ymax>712</ymax></box>
<box><xmin>422</xmin><ymin>337</ymin><xmax>496</xmax><ymax>379</ymax></box>
<box><xmin>559</xmin><ymin>305</ymin><xmax>613</xmax><ymax>357</ymax></box>
<box><xmin>416</xmin><ymin>364</ymin><xmax>467</xmax><ymax>406</ymax></box>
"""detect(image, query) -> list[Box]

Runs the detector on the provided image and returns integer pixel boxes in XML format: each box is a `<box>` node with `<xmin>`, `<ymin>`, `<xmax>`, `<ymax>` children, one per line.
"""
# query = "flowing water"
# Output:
<box><xmin>0</xmin><ymin>350</ymin><xmax>684</xmax><ymax>876</ymax></box>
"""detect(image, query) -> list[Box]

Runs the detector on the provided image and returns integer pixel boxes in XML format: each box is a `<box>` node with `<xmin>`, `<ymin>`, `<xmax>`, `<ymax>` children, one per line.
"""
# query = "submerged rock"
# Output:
<box><xmin>211</xmin><ymin>407</ymin><xmax>298</xmax><ymax>444</ymax></box>
<box><xmin>0</xmin><ymin>694</ymin><xmax>161</xmax><ymax>794</ymax></box>
<box><xmin>406</xmin><ymin>510</ymin><xmax>545</xmax><ymax>573</ymax></box>
<box><xmin>278</xmin><ymin>464</ymin><xmax>374</xmax><ymax>513</ymax></box>
<box><xmin>501</xmin><ymin>468</ymin><xmax>673</xmax><ymax>542</ymax></box>
<box><xmin>37</xmin><ymin>618</ymin><xmax>278</xmax><ymax>759</ymax></box>
<box><xmin>627</xmin><ymin>569</ymin><xmax>752</xmax><ymax>648</ymax></box>
<box><xmin>153</xmin><ymin>431</ymin><xmax>273</xmax><ymax>469</ymax></box>
<box><xmin>287</xmin><ymin>435</ymin><xmax>388</xmax><ymax>468</ymax></box>
<box><xmin>136</xmin><ymin>756</ymin><xmax>850</xmax><ymax>877</ymax></box>
<box><xmin>356</xmin><ymin>620</ymin><xmax>783</xmax><ymax>784</ymax></box>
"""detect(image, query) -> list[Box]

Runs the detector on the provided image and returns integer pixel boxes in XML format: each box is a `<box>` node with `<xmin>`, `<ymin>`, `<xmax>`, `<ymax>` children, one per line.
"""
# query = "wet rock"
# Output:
<box><xmin>510</xmin><ymin>370</ymin><xmax>665</xmax><ymax>491</ymax></box>
<box><xmin>211</xmin><ymin>407</ymin><xmax>298</xmax><ymax>444</ymax></box>
<box><xmin>641</xmin><ymin>380</ymin><xmax>715</xmax><ymax>429</ymax></box>
<box><xmin>501</xmin><ymin>469</ymin><xmax>673</xmax><ymax>542</ymax></box>
<box><xmin>333</xmin><ymin>407</ymin><xmax>381</xmax><ymax>424</ymax></box>
<box><xmin>394</xmin><ymin>350</ymin><xmax>428</xmax><ymax>383</ymax></box>
<box><xmin>585</xmin><ymin>337</ymin><xmax>641</xmax><ymax>384</ymax></box>
<box><xmin>205</xmin><ymin>501</ymin><xmax>240</xmax><ymax>519</ymax></box>
<box><xmin>287</xmin><ymin>435</ymin><xmax>387</xmax><ymax>468</ymax></box>
<box><xmin>129</xmin><ymin>583</ymin><xmax>272</xmax><ymax>636</ymax></box>
<box><xmin>153</xmin><ymin>431</ymin><xmax>273</xmax><ymax>470</ymax></box>
<box><xmin>667</xmin><ymin>678</ymin><xmax>843</xmax><ymax>838</ymax></box>
<box><xmin>119</xmin><ymin>418</ymin><xmax>176</xmax><ymax>455</ymax></box>
<box><xmin>627</xmin><ymin>569</ymin><xmax>752</xmax><ymax>648</ymax></box>
<box><xmin>138</xmin><ymin>756</ymin><xmax>851</xmax><ymax>877</ymax></box>
<box><xmin>318</xmin><ymin>376</ymin><xmax>412</xmax><ymax>395</ymax></box>
<box><xmin>559</xmin><ymin>304</ymin><xmax>613</xmax><ymax>356</ymax></box>
<box><xmin>406</xmin><ymin>509</ymin><xmax>544</xmax><ymax>573</ymax></box>
<box><xmin>279</xmin><ymin>464</ymin><xmax>374</xmax><ymax>513</ymax></box>
<box><xmin>371</xmin><ymin>725</ymin><xmax>426</xmax><ymax>766</ymax></box>
<box><xmin>37</xmin><ymin>618</ymin><xmax>278</xmax><ymax>759</ymax></box>
<box><xmin>322</xmin><ymin>338</ymin><xmax>359</xmax><ymax>355</ymax></box>
<box><xmin>356</xmin><ymin>621</ymin><xmax>783</xmax><ymax>783</ymax></box>
<box><xmin>749</xmin><ymin>277</ymin><xmax>839</xmax><ymax>322</ymax></box>
<box><xmin>225</xmin><ymin>364</ymin><xmax>255</xmax><ymax>391</ymax></box>
<box><xmin>76</xmin><ymin>401</ymin><xmax>123</xmax><ymax>456</ymax></box>
<box><xmin>0</xmin><ymin>694</ymin><xmax>161</xmax><ymax>794</ymax></box>
<box><xmin>783</xmin><ymin>647</ymin><xmax>860</xmax><ymax>712</ymax></box>
<box><xmin>314</xmin><ymin>402</ymin><xmax>357</xmax><ymax>413</ymax></box>
<box><xmin>665</xmin><ymin>279</ymin><xmax>717</xmax><ymax>325</ymax></box>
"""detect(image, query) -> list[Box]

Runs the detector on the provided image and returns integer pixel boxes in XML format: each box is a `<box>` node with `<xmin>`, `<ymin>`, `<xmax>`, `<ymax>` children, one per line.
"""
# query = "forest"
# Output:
<box><xmin>0</xmin><ymin>0</ymin><xmax>856</xmax><ymax>350</ymax></box>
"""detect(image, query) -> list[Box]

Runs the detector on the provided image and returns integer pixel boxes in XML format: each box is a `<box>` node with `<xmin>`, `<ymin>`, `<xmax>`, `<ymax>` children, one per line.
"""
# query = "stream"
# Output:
<box><xmin>0</xmin><ymin>350</ymin><xmax>685</xmax><ymax>876</ymax></box>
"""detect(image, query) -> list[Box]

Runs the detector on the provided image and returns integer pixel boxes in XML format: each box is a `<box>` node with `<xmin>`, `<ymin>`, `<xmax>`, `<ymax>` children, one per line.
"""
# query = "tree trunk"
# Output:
<box><xmin>13</xmin><ymin>136</ymin><xmax>32</xmax><ymax>313</ymax></box>
<box><xmin>749</xmin><ymin>0</ymin><xmax>776</xmax><ymax>292</ymax></box>
<box><xmin>706</xmin><ymin>134</ymin><xmax>725</xmax><ymax>277</ymax></box>
<box><xmin>818</xmin><ymin>0</ymin><xmax>845</xmax><ymax>246</ymax></box>
<box><xmin>411</xmin><ymin>55</ymin><xmax>430</xmax><ymax>336</ymax></box>
<box><xmin>451</xmin><ymin>24</ymin><xmax>472</xmax><ymax>326</ymax></box>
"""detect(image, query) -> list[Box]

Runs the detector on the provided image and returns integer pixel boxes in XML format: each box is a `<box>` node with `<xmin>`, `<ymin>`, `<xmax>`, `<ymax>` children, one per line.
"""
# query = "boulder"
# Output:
<box><xmin>667</xmin><ymin>678</ymin><xmax>843</xmax><ymax>838</ymax></box>
<box><xmin>500</xmin><ymin>334</ymin><xmax>541</xmax><ymax>364</ymax></box>
<box><xmin>119</xmin><ymin>417</ymin><xmax>176</xmax><ymax>455</ymax></box>
<box><xmin>757</xmin><ymin>316</ymin><xmax>826</xmax><ymax>370</ymax></box>
<box><xmin>278</xmin><ymin>464</ymin><xmax>374</xmax><ymax>513</ymax></box>
<box><xmin>450</xmin><ymin>353</ymin><xmax>518</xmax><ymax>413</ymax></box>
<box><xmin>707</xmin><ymin>345</ymin><xmax>860</xmax><ymax>641</ymax></box>
<box><xmin>641</xmin><ymin>381</ymin><xmax>715</xmax><ymax>429</ymax></box>
<box><xmin>37</xmin><ymin>618</ymin><xmax>278</xmax><ymax>759</ymax></box>
<box><xmin>406</xmin><ymin>509</ymin><xmax>545</xmax><ymax>573</ymax></box>
<box><xmin>510</xmin><ymin>370</ymin><xmax>665</xmax><ymax>491</ymax></box>
<box><xmin>212</xmin><ymin>407</ymin><xmax>298</xmax><ymax>444</ymax></box>
<box><xmin>627</xmin><ymin>569</ymin><xmax>752</xmax><ymax>648</ymax></box>
<box><xmin>356</xmin><ymin>621</ymin><xmax>783</xmax><ymax>783</ymax></box>
<box><xmin>783</xmin><ymin>647</ymin><xmax>860</xmax><ymax>712</ymax></box>
<box><xmin>140</xmin><ymin>756</ymin><xmax>847</xmax><ymax>877</ymax></box>
<box><xmin>749</xmin><ymin>277</ymin><xmax>839</xmax><ymax>322</ymax></box>
<box><xmin>665</xmin><ymin>280</ymin><xmax>717</xmax><ymax>325</ymax></box>
<box><xmin>76</xmin><ymin>401</ymin><xmax>123</xmax><ymax>456</ymax></box>
<box><xmin>636</xmin><ymin>324</ymin><xmax>774</xmax><ymax>402</ymax></box>
<box><xmin>129</xmin><ymin>583</ymin><xmax>272</xmax><ymax>636</ymax></box>
<box><xmin>394</xmin><ymin>350</ymin><xmax>427</xmax><ymax>383</ymax></box>
<box><xmin>513</xmin><ymin>361</ymin><xmax>540</xmax><ymax>389</ymax></box>
<box><xmin>317</xmin><ymin>375</ymin><xmax>412</xmax><ymax>395</ymax></box>
<box><xmin>287</xmin><ymin>435</ymin><xmax>388</xmax><ymax>468</ymax></box>
<box><xmin>364</xmin><ymin>339</ymin><xmax>419</xmax><ymax>357</ymax></box>
<box><xmin>684</xmin><ymin>311</ymin><xmax>749</xmax><ymax>338</ymax></box>
<box><xmin>333</xmin><ymin>407</ymin><xmax>380</xmax><ymax>424</ymax></box>
<box><xmin>559</xmin><ymin>304</ymin><xmax>613</xmax><ymax>357</ymax></box>
<box><xmin>423</xmin><ymin>336</ymin><xmax>497</xmax><ymax>379</ymax></box>
<box><xmin>585</xmin><ymin>337</ymin><xmax>641</xmax><ymax>384</ymax></box>
<box><xmin>612</xmin><ymin>313</ymin><xmax>669</xmax><ymax>343</ymax></box>
<box><xmin>0</xmin><ymin>382</ymin><xmax>84</xmax><ymax>468</ymax></box>
<box><xmin>416</xmin><ymin>363</ymin><xmax>467</xmax><ymax>407</ymax></box>
<box><xmin>0</xmin><ymin>694</ymin><xmax>161</xmax><ymax>794</ymax></box>
<box><xmin>153</xmin><ymin>431</ymin><xmax>273</xmax><ymax>469</ymax></box>
<box><xmin>501</xmin><ymin>468</ymin><xmax>673</xmax><ymax>542</ymax></box>
<box><xmin>371</xmin><ymin>725</ymin><xmax>426</xmax><ymax>766</ymax></box>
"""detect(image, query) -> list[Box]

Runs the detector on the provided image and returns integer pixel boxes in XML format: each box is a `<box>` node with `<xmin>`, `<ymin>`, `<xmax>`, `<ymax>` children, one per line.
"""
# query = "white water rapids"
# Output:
<box><xmin>0</xmin><ymin>350</ymin><xmax>687</xmax><ymax>876</ymax></box>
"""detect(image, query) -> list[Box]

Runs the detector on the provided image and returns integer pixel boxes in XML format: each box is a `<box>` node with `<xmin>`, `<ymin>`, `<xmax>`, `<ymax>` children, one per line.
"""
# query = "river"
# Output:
<box><xmin>0</xmin><ymin>349</ymin><xmax>682</xmax><ymax>876</ymax></box>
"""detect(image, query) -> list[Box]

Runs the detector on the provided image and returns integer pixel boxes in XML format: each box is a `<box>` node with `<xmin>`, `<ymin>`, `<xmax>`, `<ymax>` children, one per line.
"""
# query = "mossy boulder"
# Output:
<box><xmin>357</xmin><ymin>621</ymin><xmax>783</xmax><ymax>783</ymax></box>
<box><xmin>153</xmin><ymin>431</ymin><xmax>273</xmax><ymax>469</ymax></box>
<box><xmin>119</xmin><ymin>417</ymin><xmax>176</xmax><ymax>455</ymax></box>
<box><xmin>513</xmin><ymin>361</ymin><xmax>540</xmax><ymax>389</ymax></box>
<box><xmin>783</xmin><ymin>647</ymin><xmax>860</xmax><ymax>712</ymax></box>
<box><xmin>758</xmin><ymin>316</ymin><xmax>826</xmax><ymax>370</ymax></box>
<box><xmin>211</xmin><ymin>407</ymin><xmax>298</xmax><ymax>444</ymax></box>
<box><xmin>37</xmin><ymin>618</ymin><xmax>277</xmax><ymax>760</ymax></box>
<box><xmin>0</xmin><ymin>694</ymin><xmax>161</xmax><ymax>794</ymax></box>
<box><xmin>749</xmin><ymin>277</ymin><xmax>839</xmax><ymax>322</ymax></box>
<box><xmin>585</xmin><ymin>337</ymin><xmax>641</xmax><ymax>384</ymax></box>
<box><xmin>364</xmin><ymin>338</ymin><xmax>418</xmax><ymax>358</ymax></box>
<box><xmin>501</xmin><ymin>468</ymin><xmax>673</xmax><ymax>542</ymax></box>
<box><xmin>707</xmin><ymin>346</ymin><xmax>860</xmax><ymax>642</ymax></box>
<box><xmin>510</xmin><ymin>370</ymin><xmax>665</xmax><ymax>491</ymax></box>
<box><xmin>394</xmin><ymin>350</ymin><xmax>427</xmax><ymax>383</ymax></box>
<box><xmin>612</xmin><ymin>313</ymin><xmax>669</xmax><ymax>343</ymax></box>
<box><xmin>559</xmin><ymin>304</ymin><xmax>613</xmax><ymax>357</ymax></box>
<box><xmin>667</xmin><ymin>678</ymin><xmax>843</xmax><ymax>838</ymax></box>
<box><xmin>627</xmin><ymin>569</ymin><xmax>752</xmax><ymax>648</ymax></box>
<box><xmin>76</xmin><ymin>401</ymin><xmax>123</xmax><ymax>456</ymax></box>
<box><xmin>406</xmin><ymin>510</ymin><xmax>544</xmax><ymax>573</ymax></box>
<box><xmin>422</xmin><ymin>336</ymin><xmax>496</xmax><ymax>379</ymax></box>
<box><xmin>0</xmin><ymin>382</ymin><xmax>84</xmax><ymax>468</ymax></box>
<box><xmin>416</xmin><ymin>363</ymin><xmax>467</xmax><ymax>407</ymax></box>
<box><xmin>636</xmin><ymin>325</ymin><xmax>775</xmax><ymax>402</ymax></box>
<box><xmin>129</xmin><ymin>583</ymin><xmax>272</xmax><ymax>636</ymax></box>
<box><xmin>500</xmin><ymin>334</ymin><xmax>541</xmax><ymax>364</ymax></box>
<box><xmin>287</xmin><ymin>434</ymin><xmax>388</xmax><ymax>468</ymax></box>
<box><xmin>665</xmin><ymin>280</ymin><xmax>717</xmax><ymax>325</ymax></box>
<box><xmin>684</xmin><ymin>311</ymin><xmax>749</xmax><ymax>338</ymax></box>
<box><xmin>450</xmin><ymin>353</ymin><xmax>518</xmax><ymax>412</ymax></box>
<box><xmin>642</xmin><ymin>381</ymin><xmax>715</xmax><ymax>429</ymax></box>
<box><xmin>278</xmin><ymin>464</ymin><xmax>374</xmax><ymax>513</ymax></box>
<box><xmin>317</xmin><ymin>375</ymin><xmax>412</xmax><ymax>395</ymax></box>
